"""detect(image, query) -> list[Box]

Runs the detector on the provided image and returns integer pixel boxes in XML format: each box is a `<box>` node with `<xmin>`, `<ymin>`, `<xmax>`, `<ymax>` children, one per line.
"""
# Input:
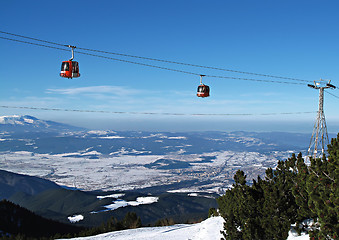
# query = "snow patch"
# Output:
<box><xmin>167</xmin><ymin>136</ymin><xmax>187</xmax><ymax>140</ymax></box>
<box><xmin>24</xmin><ymin>118</ymin><xmax>34</xmax><ymax>124</ymax></box>
<box><xmin>188</xmin><ymin>193</ymin><xmax>198</xmax><ymax>197</ymax></box>
<box><xmin>97</xmin><ymin>193</ymin><xmax>125</xmax><ymax>199</ymax></box>
<box><xmin>87</xmin><ymin>130</ymin><xmax>116</xmax><ymax>135</ymax></box>
<box><xmin>68</xmin><ymin>215</ymin><xmax>84</xmax><ymax>223</ymax></box>
<box><xmin>94</xmin><ymin>196</ymin><xmax>159</xmax><ymax>212</ymax></box>
<box><xmin>99</xmin><ymin>136</ymin><xmax>125</xmax><ymax>139</ymax></box>
<box><xmin>288</xmin><ymin>230</ymin><xmax>309</xmax><ymax>240</ymax></box>
<box><xmin>83</xmin><ymin>151</ymin><xmax>102</xmax><ymax>156</ymax></box>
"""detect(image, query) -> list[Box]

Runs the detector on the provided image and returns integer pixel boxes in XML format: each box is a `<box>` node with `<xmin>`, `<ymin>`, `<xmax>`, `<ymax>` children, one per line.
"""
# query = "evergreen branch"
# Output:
<box><xmin>321</xmin><ymin>171</ymin><xmax>334</xmax><ymax>182</ymax></box>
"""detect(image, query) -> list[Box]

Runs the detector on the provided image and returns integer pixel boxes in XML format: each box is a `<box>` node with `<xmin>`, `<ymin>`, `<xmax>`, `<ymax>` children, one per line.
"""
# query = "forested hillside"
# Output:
<box><xmin>0</xmin><ymin>200</ymin><xmax>84</xmax><ymax>239</ymax></box>
<box><xmin>0</xmin><ymin>200</ymin><xmax>146</xmax><ymax>239</ymax></box>
<box><xmin>0</xmin><ymin>169</ymin><xmax>60</xmax><ymax>200</ymax></box>
<box><xmin>217</xmin><ymin>133</ymin><xmax>339</xmax><ymax>239</ymax></box>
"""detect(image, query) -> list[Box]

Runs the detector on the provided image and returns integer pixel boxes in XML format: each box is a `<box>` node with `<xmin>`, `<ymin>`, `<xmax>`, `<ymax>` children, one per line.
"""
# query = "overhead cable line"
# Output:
<box><xmin>0</xmin><ymin>30</ymin><xmax>311</xmax><ymax>84</ymax></box>
<box><xmin>0</xmin><ymin>36</ymin><xmax>305</xmax><ymax>85</ymax></box>
<box><xmin>0</xmin><ymin>105</ymin><xmax>316</xmax><ymax>116</ymax></box>
<box><xmin>0</xmin><ymin>36</ymin><xmax>69</xmax><ymax>52</ymax></box>
<box><xmin>76</xmin><ymin>47</ymin><xmax>311</xmax><ymax>83</ymax></box>
<box><xmin>0</xmin><ymin>30</ymin><xmax>66</xmax><ymax>47</ymax></box>
<box><xmin>325</xmin><ymin>90</ymin><xmax>339</xmax><ymax>99</ymax></box>
<box><xmin>76</xmin><ymin>48</ymin><xmax>306</xmax><ymax>85</ymax></box>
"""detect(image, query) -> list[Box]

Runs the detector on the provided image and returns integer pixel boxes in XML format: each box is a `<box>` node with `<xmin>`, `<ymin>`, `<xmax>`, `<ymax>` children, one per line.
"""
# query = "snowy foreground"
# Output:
<box><xmin>61</xmin><ymin>216</ymin><xmax>309</xmax><ymax>240</ymax></box>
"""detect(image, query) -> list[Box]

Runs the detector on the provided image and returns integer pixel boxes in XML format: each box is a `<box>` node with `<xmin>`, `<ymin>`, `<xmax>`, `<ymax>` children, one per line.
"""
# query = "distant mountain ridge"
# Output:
<box><xmin>0</xmin><ymin>115</ymin><xmax>84</xmax><ymax>132</ymax></box>
<box><xmin>0</xmin><ymin>169</ymin><xmax>217</xmax><ymax>227</ymax></box>
<box><xmin>0</xmin><ymin>169</ymin><xmax>61</xmax><ymax>200</ymax></box>
<box><xmin>0</xmin><ymin>115</ymin><xmax>46</xmax><ymax>126</ymax></box>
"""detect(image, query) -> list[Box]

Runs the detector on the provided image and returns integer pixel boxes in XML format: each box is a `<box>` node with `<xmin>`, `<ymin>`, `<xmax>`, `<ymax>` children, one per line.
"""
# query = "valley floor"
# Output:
<box><xmin>0</xmin><ymin>150</ymin><xmax>284</xmax><ymax>193</ymax></box>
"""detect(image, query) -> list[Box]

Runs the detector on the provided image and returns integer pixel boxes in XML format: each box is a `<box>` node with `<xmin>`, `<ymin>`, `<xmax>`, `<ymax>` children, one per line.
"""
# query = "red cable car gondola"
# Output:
<box><xmin>60</xmin><ymin>45</ymin><xmax>80</xmax><ymax>79</ymax></box>
<box><xmin>60</xmin><ymin>61</ymin><xmax>80</xmax><ymax>78</ymax></box>
<box><xmin>197</xmin><ymin>84</ymin><xmax>210</xmax><ymax>97</ymax></box>
<box><xmin>197</xmin><ymin>75</ymin><xmax>210</xmax><ymax>98</ymax></box>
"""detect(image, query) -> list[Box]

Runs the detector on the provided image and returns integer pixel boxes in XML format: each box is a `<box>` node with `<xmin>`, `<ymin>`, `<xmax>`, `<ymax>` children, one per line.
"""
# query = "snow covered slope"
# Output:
<box><xmin>63</xmin><ymin>216</ymin><xmax>224</xmax><ymax>240</ymax></box>
<box><xmin>61</xmin><ymin>216</ymin><xmax>309</xmax><ymax>240</ymax></box>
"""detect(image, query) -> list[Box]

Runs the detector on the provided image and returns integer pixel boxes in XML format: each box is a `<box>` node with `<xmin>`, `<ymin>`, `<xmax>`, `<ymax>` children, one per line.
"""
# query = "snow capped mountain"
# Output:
<box><xmin>0</xmin><ymin>115</ymin><xmax>84</xmax><ymax>132</ymax></box>
<box><xmin>0</xmin><ymin>115</ymin><xmax>49</xmax><ymax>126</ymax></box>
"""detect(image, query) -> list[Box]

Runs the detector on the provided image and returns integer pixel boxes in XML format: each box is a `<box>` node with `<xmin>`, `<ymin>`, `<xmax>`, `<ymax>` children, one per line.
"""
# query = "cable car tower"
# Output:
<box><xmin>307</xmin><ymin>79</ymin><xmax>336</xmax><ymax>159</ymax></box>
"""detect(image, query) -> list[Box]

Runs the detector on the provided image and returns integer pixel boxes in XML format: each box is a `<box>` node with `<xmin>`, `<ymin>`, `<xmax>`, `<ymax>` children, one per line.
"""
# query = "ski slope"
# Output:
<box><xmin>62</xmin><ymin>216</ymin><xmax>309</xmax><ymax>240</ymax></box>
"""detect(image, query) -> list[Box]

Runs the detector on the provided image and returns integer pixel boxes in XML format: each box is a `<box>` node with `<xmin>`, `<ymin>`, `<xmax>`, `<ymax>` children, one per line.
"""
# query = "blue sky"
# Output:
<box><xmin>1</xmin><ymin>0</ymin><xmax>339</xmax><ymax>132</ymax></box>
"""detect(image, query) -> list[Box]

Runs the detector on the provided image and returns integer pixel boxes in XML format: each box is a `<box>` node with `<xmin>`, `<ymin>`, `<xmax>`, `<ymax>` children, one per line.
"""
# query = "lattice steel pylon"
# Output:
<box><xmin>307</xmin><ymin>79</ymin><xmax>336</xmax><ymax>159</ymax></box>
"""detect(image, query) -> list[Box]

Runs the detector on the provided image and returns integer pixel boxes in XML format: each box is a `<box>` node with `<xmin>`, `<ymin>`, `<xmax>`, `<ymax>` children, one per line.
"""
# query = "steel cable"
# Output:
<box><xmin>0</xmin><ymin>30</ymin><xmax>311</xmax><ymax>84</ymax></box>
<box><xmin>0</xmin><ymin>36</ymin><xmax>305</xmax><ymax>85</ymax></box>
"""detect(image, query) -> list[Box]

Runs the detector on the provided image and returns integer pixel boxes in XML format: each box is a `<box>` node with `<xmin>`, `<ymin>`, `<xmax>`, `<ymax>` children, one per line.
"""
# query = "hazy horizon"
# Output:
<box><xmin>44</xmin><ymin>115</ymin><xmax>339</xmax><ymax>134</ymax></box>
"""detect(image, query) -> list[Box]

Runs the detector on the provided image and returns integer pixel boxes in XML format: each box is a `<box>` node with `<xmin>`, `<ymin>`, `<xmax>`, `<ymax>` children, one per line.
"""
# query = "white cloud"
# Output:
<box><xmin>46</xmin><ymin>85</ymin><xmax>141</xmax><ymax>96</ymax></box>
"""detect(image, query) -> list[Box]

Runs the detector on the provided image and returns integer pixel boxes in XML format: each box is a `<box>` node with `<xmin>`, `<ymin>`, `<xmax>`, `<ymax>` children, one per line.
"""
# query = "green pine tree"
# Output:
<box><xmin>217</xmin><ymin>170</ymin><xmax>249</xmax><ymax>239</ymax></box>
<box><xmin>292</xmin><ymin>152</ymin><xmax>316</xmax><ymax>234</ymax></box>
<box><xmin>122</xmin><ymin>212</ymin><xmax>142</xmax><ymax>229</ymax></box>
<box><xmin>261</xmin><ymin>158</ymin><xmax>298</xmax><ymax>240</ymax></box>
<box><xmin>218</xmin><ymin>158</ymin><xmax>300</xmax><ymax>239</ymax></box>
<box><xmin>306</xmin><ymin>134</ymin><xmax>339</xmax><ymax>239</ymax></box>
<box><xmin>218</xmin><ymin>133</ymin><xmax>339</xmax><ymax>239</ymax></box>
